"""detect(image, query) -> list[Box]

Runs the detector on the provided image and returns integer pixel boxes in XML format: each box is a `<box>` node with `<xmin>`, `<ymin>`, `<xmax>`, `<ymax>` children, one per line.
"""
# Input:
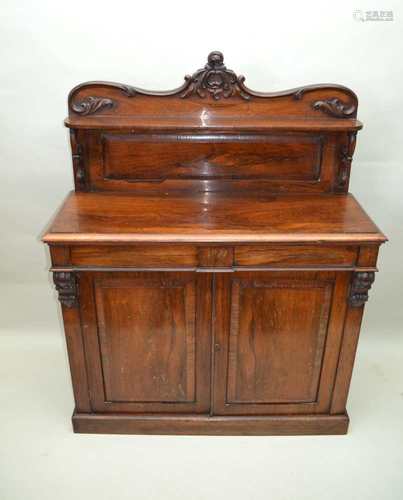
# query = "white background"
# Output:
<box><xmin>1</xmin><ymin>1</ymin><xmax>402</xmax><ymax>499</ymax></box>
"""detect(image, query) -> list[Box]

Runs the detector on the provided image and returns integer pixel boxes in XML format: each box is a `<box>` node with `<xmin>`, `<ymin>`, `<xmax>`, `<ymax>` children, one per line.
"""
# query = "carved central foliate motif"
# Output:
<box><xmin>181</xmin><ymin>51</ymin><xmax>250</xmax><ymax>101</ymax></box>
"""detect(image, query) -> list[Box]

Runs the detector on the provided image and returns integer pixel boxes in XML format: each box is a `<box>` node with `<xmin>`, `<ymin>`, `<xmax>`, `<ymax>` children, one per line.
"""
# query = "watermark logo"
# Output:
<box><xmin>353</xmin><ymin>10</ymin><xmax>394</xmax><ymax>22</ymax></box>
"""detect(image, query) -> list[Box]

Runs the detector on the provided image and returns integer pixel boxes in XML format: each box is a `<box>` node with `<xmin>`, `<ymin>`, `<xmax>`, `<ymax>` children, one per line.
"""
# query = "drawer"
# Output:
<box><xmin>68</xmin><ymin>244</ymin><xmax>357</xmax><ymax>269</ymax></box>
<box><xmin>234</xmin><ymin>245</ymin><xmax>357</xmax><ymax>267</ymax></box>
<box><xmin>70</xmin><ymin>245</ymin><xmax>198</xmax><ymax>268</ymax></box>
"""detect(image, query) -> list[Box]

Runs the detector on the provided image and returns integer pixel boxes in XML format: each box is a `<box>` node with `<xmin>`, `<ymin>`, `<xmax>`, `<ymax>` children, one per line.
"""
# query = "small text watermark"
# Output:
<box><xmin>353</xmin><ymin>10</ymin><xmax>394</xmax><ymax>22</ymax></box>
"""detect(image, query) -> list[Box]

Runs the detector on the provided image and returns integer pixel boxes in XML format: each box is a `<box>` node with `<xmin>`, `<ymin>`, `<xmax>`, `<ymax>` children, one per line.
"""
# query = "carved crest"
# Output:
<box><xmin>349</xmin><ymin>272</ymin><xmax>375</xmax><ymax>307</ymax></box>
<box><xmin>53</xmin><ymin>272</ymin><xmax>78</xmax><ymax>308</ymax></box>
<box><xmin>180</xmin><ymin>51</ymin><xmax>249</xmax><ymax>101</ymax></box>
<box><xmin>68</xmin><ymin>52</ymin><xmax>359</xmax><ymax>117</ymax></box>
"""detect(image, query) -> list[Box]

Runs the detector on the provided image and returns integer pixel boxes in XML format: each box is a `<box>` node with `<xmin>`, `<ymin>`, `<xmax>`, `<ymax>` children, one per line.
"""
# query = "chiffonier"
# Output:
<box><xmin>43</xmin><ymin>51</ymin><xmax>386</xmax><ymax>435</ymax></box>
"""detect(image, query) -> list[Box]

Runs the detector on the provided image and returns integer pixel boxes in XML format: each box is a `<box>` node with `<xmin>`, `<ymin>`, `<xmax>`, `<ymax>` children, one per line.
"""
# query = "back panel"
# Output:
<box><xmin>67</xmin><ymin>51</ymin><xmax>361</xmax><ymax>194</ymax></box>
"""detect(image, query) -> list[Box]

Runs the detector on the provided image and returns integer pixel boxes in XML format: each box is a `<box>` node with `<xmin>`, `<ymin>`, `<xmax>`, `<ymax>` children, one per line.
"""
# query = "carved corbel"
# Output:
<box><xmin>337</xmin><ymin>131</ymin><xmax>357</xmax><ymax>192</ymax></box>
<box><xmin>349</xmin><ymin>272</ymin><xmax>375</xmax><ymax>307</ymax></box>
<box><xmin>53</xmin><ymin>272</ymin><xmax>79</xmax><ymax>308</ymax></box>
<box><xmin>70</xmin><ymin>129</ymin><xmax>87</xmax><ymax>191</ymax></box>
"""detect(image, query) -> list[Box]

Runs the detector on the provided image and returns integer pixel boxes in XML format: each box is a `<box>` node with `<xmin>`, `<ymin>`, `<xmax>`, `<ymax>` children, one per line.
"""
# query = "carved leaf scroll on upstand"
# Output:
<box><xmin>69</xmin><ymin>51</ymin><xmax>358</xmax><ymax>118</ymax></box>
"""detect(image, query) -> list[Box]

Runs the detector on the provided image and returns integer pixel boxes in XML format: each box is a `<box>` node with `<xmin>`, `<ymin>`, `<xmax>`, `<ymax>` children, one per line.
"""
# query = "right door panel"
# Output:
<box><xmin>212</xmin><ymin>271</ymin><xmax>350</xmax><ymax>415</ymax></box>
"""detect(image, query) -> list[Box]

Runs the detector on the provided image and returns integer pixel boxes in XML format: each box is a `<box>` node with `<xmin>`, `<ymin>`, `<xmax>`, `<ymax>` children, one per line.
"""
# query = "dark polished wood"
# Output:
<box><xmin>67</xmin><ymin>51</ymin><xmax>358</xmax><ymax>123</ymax></box>
<box><xmin>79</xmin><ymin>271</ymin><xmax>211</xmax><ymax>413</ymax></box>
<box><xmin>76</xmin><ymin>129</ymin><xmax>355</xmax><ymax>194</ymax></box>
<box><xmin>101</xmin><ymin>132</ymin><xmax>322</xmax><ymax>182</ymax></box>
<box><xmin>66</xmin><ymin>52</ymin><xmax>362</xmax><ymax>195</ymax></box>
<box><xmin>43</xmin><ymin>192</ymin><xmax>385</xmax><ymax>244</ymax></box>
<box><xmin>212</xmin><ymin>271</ymin><xmax>348</xmax><ymax>415</ymax></box>
<box><xmin>234</xmin><ymin>245</ymin><xmax>357</xmax><ymax>267</ymax></box>
<box><xmin>72</xmin><ymin>412</ymin><xmax>349</xmax><ymax>436</ymax></box>
<box><xmin>43</xmin><ymin>51</ymin><xmax>385</xmax><ymax>435</ymax></box>
<box><xmin>65</xmin><ymin>116</ymin><xmax>362</xmax><ymax>132</ymax></box>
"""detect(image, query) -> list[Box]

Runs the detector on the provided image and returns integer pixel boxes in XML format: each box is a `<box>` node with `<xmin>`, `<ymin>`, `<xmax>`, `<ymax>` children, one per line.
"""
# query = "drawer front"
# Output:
<box><xmin>70</xmin><ymin>245</ymin><xmax>198</xmax><ymax>268</ymax></box>
<box><xmin>234</xmin><ymin>245</ymin><xmax>357</xmax><ymax>267</ymax></box>
<box><xmin>68</xmin><ymin>244</ymin><xmax>357</xmax><ymax>269</ymax></box>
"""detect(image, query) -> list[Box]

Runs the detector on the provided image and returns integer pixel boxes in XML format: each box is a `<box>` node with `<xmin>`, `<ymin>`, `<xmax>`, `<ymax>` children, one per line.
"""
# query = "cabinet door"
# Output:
<box><xmin>212</xmin><ymin>271</ymin><xmax>349</xmax><ymax>415</ymax></box>
<box><xmin>79</xmin><ymin>271</ymin><xmax>212</xmax><ymax>413</ymax></box>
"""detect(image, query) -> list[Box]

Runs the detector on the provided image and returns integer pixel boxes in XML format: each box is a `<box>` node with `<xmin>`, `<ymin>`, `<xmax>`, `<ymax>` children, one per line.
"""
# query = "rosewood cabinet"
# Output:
<box><xmin>43</xmin><ymin>52</ymin><xmax>386</xmax><ymax>435</ymax></box>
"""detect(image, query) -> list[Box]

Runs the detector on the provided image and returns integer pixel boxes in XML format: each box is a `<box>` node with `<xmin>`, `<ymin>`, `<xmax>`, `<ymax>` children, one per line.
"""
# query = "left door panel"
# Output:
<box><xmin>79</xmin><ymin>271</ymin><xmax>212</xmax><ymax>413</ymax></box>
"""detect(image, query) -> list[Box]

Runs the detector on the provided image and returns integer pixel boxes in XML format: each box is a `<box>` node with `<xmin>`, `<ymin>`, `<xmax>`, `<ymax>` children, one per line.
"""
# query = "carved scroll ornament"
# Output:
<box><xmin>180</xmin><ymin>51</ymin><xmax>249</xmax><ymax>100</ymax></box>
<box><xmin>71</xmin><ymin>96</ymin><xmax>114</xmax><ymax>116</ymax></box>
<box><xmin>69</xmin><ymin>129</ymin><xmax>86</xmax><ymax>190</ymax></box>
<box><xmin>312</xmin><ymin>97</ymin><xmax>357</xmax><ymax>118</ymax></box>
<box><xmin>337</xmin><ymin>131</ymin><xmax>357</xmax><ymax>191</ymax></box>
<box><xmin>349</xmin><ymin>272</ymin><xmax>375</xmax><ymax>307</ymax></box>
<box><xmin>53</xmin><ymin>272</ymin><xmax>78</xmax><ymax>308</ymax></box>
<box><xmin>68</xmin><ymin>51</ymin><xmax>358</xmax><ymax>117</ymax></box>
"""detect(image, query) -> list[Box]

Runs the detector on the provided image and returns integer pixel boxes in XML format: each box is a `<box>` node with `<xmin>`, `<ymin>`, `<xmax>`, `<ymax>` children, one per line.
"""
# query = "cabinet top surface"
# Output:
<box><xmin>43</xmin><ymin>192</ymin><xmax>385</xmax><ymax>245</ymax></box>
